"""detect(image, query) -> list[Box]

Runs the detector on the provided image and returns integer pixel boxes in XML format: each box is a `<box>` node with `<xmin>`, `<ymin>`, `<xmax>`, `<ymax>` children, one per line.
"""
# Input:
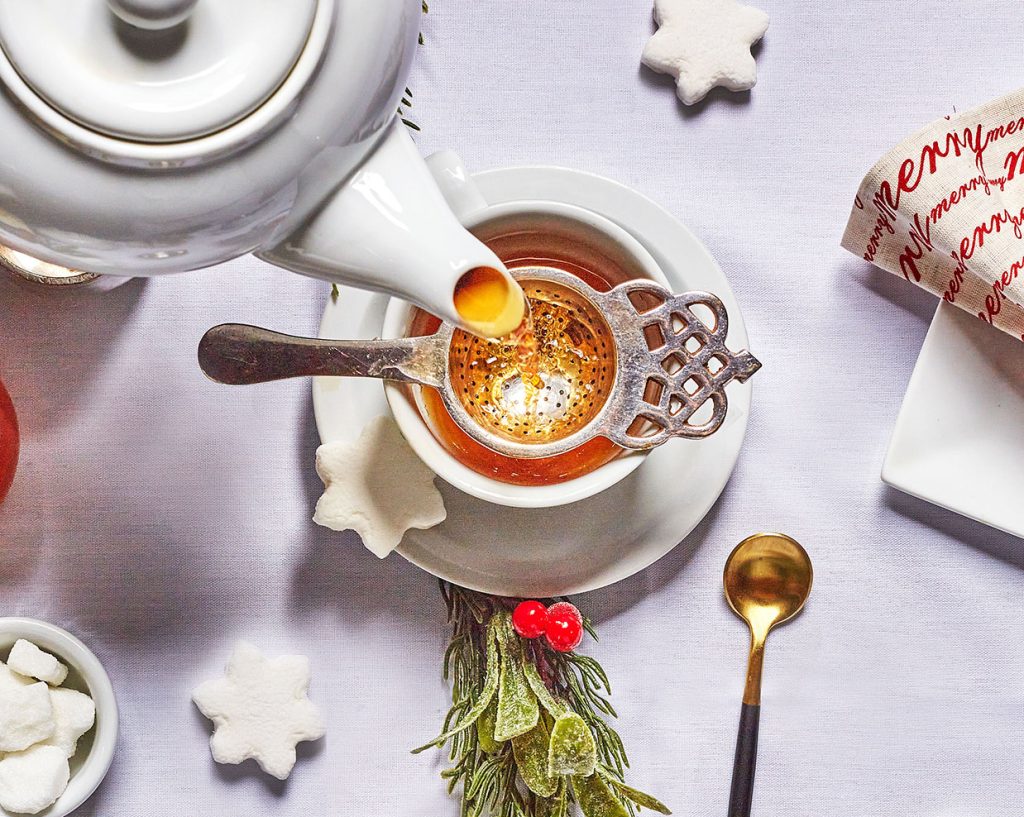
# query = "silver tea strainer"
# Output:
<box><xmin>199</xmin><ymin>267</ymin><xmax>761</xmax><ymax>458</ymax></box>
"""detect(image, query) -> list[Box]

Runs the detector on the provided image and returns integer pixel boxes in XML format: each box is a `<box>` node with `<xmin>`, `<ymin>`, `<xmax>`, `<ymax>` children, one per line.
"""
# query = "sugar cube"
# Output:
<box><xmin>0</xmin><ymin>665</ymin><xmax>55</xmax><ymax>753</ymax></box>
<box><xmin>43</xmin><ymin>687</ymin><xmax>96</xmax><ymax>758</ymax></box>
<box><xmin>0</xmin><ymin>745</ymin><xmax>70</xmax><ymax>815</ymax></box>
<box><xmin>7</xmin><ymin>640</ymin><xmax>68</xmax><ymax>686</ymax></box>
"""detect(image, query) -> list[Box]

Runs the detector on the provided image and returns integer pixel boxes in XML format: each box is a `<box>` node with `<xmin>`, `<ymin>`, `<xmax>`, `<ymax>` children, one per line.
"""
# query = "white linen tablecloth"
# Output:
<box><xmin>2</xmin><ymin>2</ymin><xmax>1023</xmax><ymax>815</ymax></box>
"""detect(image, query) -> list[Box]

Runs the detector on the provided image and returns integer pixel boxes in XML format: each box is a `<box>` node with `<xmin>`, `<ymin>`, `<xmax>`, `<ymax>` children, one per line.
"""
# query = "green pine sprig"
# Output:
<box><xmin>398</xmin><ymin>85</ymin><xmax>421</xmax><ymax>133</ymax></box>
<box><xmin>397</xmin><ymin>2</ymin><xmax>428</xmax><ymax>131</ymax></box>
<box><xmin>413</xmin><ymin>582</ymin><xmax>671</xmax><ymax>817</ymax></box>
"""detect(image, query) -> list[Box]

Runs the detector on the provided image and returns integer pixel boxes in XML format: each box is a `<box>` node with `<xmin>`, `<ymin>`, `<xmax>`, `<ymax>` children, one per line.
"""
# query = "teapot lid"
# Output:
<box><xmin>0</xmin><ymin>0</ymin><xmax>318</xmax><ymax>143</ymax></box>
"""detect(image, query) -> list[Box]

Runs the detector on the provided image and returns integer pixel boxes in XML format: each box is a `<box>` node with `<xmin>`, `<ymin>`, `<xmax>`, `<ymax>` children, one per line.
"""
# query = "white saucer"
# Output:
<box><xmin>314</xmin><ymin>166</ymin><xmax>754</xmax><ymax>596</ymax></box>
<box><xmin>883</xmin><ymin>302</ymin><xmax>1024</xmax><ymax>538</ymax></box>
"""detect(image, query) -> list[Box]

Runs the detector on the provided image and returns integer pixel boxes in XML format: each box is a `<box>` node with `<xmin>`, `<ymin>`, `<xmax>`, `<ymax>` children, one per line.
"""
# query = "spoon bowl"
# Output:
<box><xmin>724</xmin><ymin>533</ymin><xmax>813</xmax><ymax>641</ymax></box>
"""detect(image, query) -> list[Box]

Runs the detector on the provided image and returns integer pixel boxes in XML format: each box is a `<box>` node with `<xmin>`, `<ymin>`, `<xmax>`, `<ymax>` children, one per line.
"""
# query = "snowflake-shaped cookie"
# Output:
<box><xmin>642</xmin><ymin>0</ymin><xmax>769</xmax><ymax>105</ymax></box>
<box><xmin>192</xmin><ymin>643</ymin><xmax>325</xmax><ymax>780</ymax></box>
<box><xmin>313</xmin><ymin>415</ymin><xmax>446</xmax><ymax>558</ymax></box>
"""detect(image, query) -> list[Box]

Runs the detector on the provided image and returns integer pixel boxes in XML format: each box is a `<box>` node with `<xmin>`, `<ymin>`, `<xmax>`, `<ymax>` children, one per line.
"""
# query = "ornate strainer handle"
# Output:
<box><xmin>597</xmin><ymin>281</ymin><xmax>761</xmax><ymax>451</ymax></box>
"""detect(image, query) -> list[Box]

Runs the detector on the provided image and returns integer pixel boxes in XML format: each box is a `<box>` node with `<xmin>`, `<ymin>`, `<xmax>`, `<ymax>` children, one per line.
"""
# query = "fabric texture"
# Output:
<box><xmin>2</xmin><ymin>2</ymin><xmax>1024</xmax><ymax>815</ymax></box>
<box><xmin>843</xmin><ymin>88</ymin><xmax>1024</xmax><ymax>341</ymax></box>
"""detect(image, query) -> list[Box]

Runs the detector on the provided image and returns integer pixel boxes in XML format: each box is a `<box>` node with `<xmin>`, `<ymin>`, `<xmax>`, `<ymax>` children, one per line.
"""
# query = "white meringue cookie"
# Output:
<box><xmin>193</xmin><ymin>642</ymin><xmax>326</xmax><ymax>781</ymax></box>
<box><xmin>313</xmin><ymin>416</ymin><xmax>446</xmax><ymax>558</ymax></box>
<box><xmin>642</xmin><ymin>0</ymin><xmax>769</xmax><ymax>105</ymax></box>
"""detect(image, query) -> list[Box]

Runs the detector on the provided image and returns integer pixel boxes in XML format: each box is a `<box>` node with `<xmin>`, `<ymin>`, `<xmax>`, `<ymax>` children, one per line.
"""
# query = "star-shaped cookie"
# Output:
<box><xmin>193</xmin><ymin>643</ymin><xmax>325</xmax><ymax>780</ymax></box>
<box><xmin>313</xmin><ymin>415</ymin><xmax>446</xmax><ymax>558</ymax></box>
<box><xmin>642</xmin><ymin>0</ymin><xmax>769</xmax><ymax>105</ymax></box>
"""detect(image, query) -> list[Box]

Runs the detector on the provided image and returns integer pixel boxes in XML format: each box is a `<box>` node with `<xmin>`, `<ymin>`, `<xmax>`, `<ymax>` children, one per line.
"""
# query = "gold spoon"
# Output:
<box><xmin>723</xmin><ymin>533</ymin><xmax>813</xmax><ymax>817</ymax></box>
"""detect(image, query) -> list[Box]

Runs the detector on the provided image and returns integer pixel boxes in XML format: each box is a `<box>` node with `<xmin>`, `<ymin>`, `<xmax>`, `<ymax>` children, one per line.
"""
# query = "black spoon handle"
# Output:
<box><xmin>727</xmin><ymin>702</ymin><xmax>760</xmax><ymax>817</ymax></box>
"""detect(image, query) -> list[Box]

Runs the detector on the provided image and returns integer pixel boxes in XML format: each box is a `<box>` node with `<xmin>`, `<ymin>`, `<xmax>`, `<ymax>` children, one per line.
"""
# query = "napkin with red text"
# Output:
<box><xmin>843</xmin><ymin>88</ymin><xmax>1024</xmax><ymax>341</ymax></box>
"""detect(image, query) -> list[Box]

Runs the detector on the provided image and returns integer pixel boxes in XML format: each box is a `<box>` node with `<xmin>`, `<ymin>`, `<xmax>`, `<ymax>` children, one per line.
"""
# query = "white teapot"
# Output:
<box><xmin>0</xmin><ymin>0</ymin><xmax>525</xmax><ymax>337</ymax></box>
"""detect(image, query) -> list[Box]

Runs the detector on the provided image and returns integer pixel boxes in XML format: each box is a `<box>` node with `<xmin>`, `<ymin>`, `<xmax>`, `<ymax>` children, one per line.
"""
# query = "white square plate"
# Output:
<box><xmin>883</xmin><ymin>301</ymin><xmax>1024</xmax><ymax>538</ymax></box>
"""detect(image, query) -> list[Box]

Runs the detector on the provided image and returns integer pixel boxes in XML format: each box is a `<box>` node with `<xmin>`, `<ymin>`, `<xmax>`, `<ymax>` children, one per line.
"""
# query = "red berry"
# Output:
<box><xmin>545</xmin><ymin>602</ymin><xmax>583</xmax><ymax>652</ymax></box>
<box><xmin>512</xmin><ymin>601</ymin><xmax>549</xmax><ymax>639</ymax></box>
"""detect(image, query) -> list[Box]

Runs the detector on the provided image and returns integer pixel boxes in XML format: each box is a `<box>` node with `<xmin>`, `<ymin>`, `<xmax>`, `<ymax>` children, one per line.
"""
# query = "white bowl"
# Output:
<box><xmin>382</xmin><ymin>199</ymin><xmax>671</xmax><ymax>509</ymax></box>
<box><xmin>0</xmin><ymin>618</ymin><xmax>117</xmax><ymax>817</ymax></box>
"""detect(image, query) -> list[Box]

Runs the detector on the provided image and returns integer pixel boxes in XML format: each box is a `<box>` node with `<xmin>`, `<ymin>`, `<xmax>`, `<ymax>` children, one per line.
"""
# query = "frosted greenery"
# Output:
<box><xmin>413</xmin><ymin>582</ymin><xmax>671</xmax><ymax>817</ymax></box>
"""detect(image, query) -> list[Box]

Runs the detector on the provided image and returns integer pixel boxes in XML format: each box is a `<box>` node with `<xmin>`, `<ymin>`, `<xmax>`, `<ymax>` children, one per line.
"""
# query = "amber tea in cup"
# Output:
<box><xmin>407</xmin><ymin>213</ymin><xmax>654</xmax><ymax>486</ymax></box>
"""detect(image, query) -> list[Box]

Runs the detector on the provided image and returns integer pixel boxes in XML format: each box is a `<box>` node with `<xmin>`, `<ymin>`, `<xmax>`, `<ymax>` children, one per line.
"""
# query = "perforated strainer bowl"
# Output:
<box><xmin>445</xmin><ymin>274</ymin><xmax>616</xmax><ymax>449</ymax></box>
<box><xmin>418</xmin><ymin>266</ymin><xmax>760</xmax><ymax>458</ymax></box>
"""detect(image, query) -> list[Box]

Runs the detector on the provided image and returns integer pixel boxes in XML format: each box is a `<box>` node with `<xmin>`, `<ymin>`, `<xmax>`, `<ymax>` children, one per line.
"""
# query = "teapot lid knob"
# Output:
<box><xmin>107</xmin><ymin>0</ymin><xmax>197</xmax><ymax>30</ymax></box>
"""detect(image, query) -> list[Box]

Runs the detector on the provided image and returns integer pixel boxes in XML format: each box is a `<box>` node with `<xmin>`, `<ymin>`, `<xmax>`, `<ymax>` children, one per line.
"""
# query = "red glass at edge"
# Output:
<box><xmin>0</xmin><ymin>378</ymin><xmax>19</xmax><ymax>504</ymax></box>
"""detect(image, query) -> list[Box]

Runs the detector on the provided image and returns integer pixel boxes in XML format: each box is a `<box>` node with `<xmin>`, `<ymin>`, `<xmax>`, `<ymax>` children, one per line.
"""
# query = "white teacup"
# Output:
<box><xmin>381</xmin><ymin>154</ymin><xmax>672</xmax><ymax>509</ymax></box>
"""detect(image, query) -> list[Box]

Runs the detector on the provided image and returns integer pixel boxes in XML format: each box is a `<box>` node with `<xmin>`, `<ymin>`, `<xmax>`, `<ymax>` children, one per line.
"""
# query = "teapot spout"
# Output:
<box><xmin>259</xmin><ymin>121</ymin><xmax>525</xmax><ymax>338</ymax></box>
